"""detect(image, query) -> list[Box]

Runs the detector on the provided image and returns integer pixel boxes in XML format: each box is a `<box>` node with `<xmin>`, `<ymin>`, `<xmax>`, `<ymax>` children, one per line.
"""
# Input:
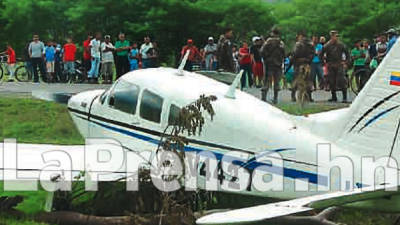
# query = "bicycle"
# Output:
<box><xmin>14</xmin><ymin>59</ymin><xmax>32</xmax><ymax>82</ymax></box>
<box><xmin>0</xmin><ymin>55</ymin><xmax>31</xmax><ymax>82</ymax></box>
<box><xmin>58</xmin><ymin>60</ymin><xmax>86</xmax><ymax>83</ymax></box>
<box><xmin>349</xmin><ymin>66</ymin><xmax>373</xmax><ymax>95</ymax></box>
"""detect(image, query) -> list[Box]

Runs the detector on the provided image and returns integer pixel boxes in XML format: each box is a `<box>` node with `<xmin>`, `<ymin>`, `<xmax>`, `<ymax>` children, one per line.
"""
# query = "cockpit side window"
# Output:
<box><xmin>168</xmin><ymin>104</ymin><xmax>181</xmax><ymax>126</ymax></box>
<box><xmin>108</xmin><ymin>80</ymin><xmax>139</xmax><ymax>115</ymax></box>
<box><xmin>140</xmin><ymin>90</ymin><xmax>163</xmax><ymax>123</ymax></box>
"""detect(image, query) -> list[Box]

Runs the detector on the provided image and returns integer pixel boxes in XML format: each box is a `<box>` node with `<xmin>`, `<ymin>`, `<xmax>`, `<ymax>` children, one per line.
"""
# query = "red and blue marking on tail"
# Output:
<box><xmin>390</xmin><ymin>72</ymin><xmax>400</xmax><ymax>86</ymax></box>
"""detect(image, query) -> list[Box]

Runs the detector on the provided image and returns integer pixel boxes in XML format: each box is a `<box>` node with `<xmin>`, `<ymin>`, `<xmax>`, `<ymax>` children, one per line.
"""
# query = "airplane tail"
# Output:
<box><xmin>329</xmin><ymin>39</ymin><xmax>400</xmax><ymax>157</ymax></box>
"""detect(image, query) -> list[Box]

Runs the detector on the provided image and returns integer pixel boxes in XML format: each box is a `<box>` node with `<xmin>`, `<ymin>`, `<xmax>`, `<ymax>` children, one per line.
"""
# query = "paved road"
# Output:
<box><xmin>0</xmin><ymin>81</ymin><xmax>356</xmax><ymax>104</ymax></box>
<box><xmin>0</xmin><ymin>82</ymin><xmax>110</xmax><ymax>96</ymax></box>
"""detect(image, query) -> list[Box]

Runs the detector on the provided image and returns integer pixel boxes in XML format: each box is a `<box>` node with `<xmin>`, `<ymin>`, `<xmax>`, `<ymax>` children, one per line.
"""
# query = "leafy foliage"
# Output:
<box><xmin>0</xmin><ymin>0</ymin><xmax>399</xmax><ymax>63</ymax></box>
<box><xmin>0</xmin><ymin>0</ymin><xmax>275</xmax><ymax>65</ymax></box>
<box><xmin>274</xmin><ymin>0</ymin><xmax>400</xmax><ymax>45</ymax></box>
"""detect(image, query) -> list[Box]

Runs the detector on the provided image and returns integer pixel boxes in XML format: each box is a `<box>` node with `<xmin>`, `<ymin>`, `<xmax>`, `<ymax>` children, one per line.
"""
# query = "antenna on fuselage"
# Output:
<box><xmin>224</xmin><ymin>70</ymin><xmax>244</xmax><ymax>99</ymax></box>
<box><xmin>177</xmin><ymin>50</ymin><xmax>190</xmax><ymax>76</ymax></box>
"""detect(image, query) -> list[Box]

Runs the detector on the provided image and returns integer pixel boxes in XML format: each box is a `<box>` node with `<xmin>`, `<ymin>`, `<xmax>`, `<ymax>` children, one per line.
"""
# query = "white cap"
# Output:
<box><xmin>252</xmin><ymin>36</ymin><xmax>261</xmax><ymax>43</ymax></box>
<box><xmin>208</xmin><ymin>36</ymin><xmax>214</xmax><ymax>41</ymax></box>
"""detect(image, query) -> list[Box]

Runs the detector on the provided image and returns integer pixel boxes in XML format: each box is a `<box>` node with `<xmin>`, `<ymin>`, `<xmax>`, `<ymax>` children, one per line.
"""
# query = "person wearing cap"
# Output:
<box><xmin>217</xmin><ymin>27</ymin><xmax>235</xmax><ymax>72</ymax></box>
<box><xmin>88</xmin><ymin>31</ymin><xmax>102</xmax><ymax>84</ymax></box>
<box><xmin>204</xmin><ymin>37</ymin><xmax>217</xmax><ymax>71</ymax></box>
<box><xmin>101</xmin><ymin>35</ymin><xmax>115</xmax><ymax>84</ymax></box>
<box><xmin>321</xmin><ymin>30</ymin><xmax>350</xmax><ymax>103</ymax></box>
<box><xmin>181</xmin><ymin>39</ymin><xmax>201</xmax><ymax>71</ymax></box>
<box><xmin>292</xmin><ymin>31</ymin><xmax>315</xmax><ymax>103</ymax></box>
<box><xmin>250</xmin><ymin>36</ymin><xmax>264</xmax><ymax>88</ymax></box>
<box><xmin>351</xmin><ymin>40</ymin><xmax>368</xmax><ymax>90</ymax></box>
<box><xmin>28</xmin><ymin>34</ymin><xmax>46</xmax><ymax>83</ymax></box>
<box><xmin>261</xmin><ymin>27</ymin><xmax>285</xmax><ymax>104</ymax></box>
<box><xmin>140</xmin><ymin>36</ymin><xmax>153</xmax><ymax>69</ymax></box>
<box><xmin>63</xmin><ymin>37</ymin><xmax>77</xmax><ymax>82</ymax></box>
<box><xmin>115</xmin><ymin>33</ymin><xmax>130</xmax><ymax>79</ymax></box>
<box><xmin>387</xmin><ymin>28</ymin><xmax>398</xmax><ymax>52</ymax></box>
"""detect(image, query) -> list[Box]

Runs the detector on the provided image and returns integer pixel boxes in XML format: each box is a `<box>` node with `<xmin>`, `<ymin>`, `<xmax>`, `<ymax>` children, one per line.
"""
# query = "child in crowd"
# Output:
<box><xmin>129</xmin><ymin>42</ymin><xmax>139</xmax><ymax>71</ymax></box>
<box><xmin>45</xmin><ymin>41</ymin><xmax>56</xmax><ymax>82</ymax></box>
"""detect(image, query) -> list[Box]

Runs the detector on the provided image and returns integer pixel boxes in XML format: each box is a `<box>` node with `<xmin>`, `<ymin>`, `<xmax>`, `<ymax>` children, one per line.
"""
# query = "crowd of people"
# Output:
<box><xmin>181</xmin><ymin>27</ymin><xmax>398</xmax><ymax>104</ymax></box>
<box><xmin>2</xmin><ymin>32</ymin><xmax>159</xmax><ymax>84</ymax></box>
<box><xmin>1</xmin><ymin>27</ymin><xmax>398</xmax><ymax>104</ymax></box>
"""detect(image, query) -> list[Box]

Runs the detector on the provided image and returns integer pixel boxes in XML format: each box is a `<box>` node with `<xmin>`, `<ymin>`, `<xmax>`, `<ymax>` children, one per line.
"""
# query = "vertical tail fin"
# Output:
<box><xmin>335</xmin><ymin>39</ymin><xmax>400</xmax><ymax>157</ymax></box>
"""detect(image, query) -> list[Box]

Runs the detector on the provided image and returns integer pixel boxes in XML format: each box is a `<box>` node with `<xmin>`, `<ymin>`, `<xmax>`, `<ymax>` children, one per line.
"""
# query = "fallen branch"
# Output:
<box><xmin>258</xmin><ymin>207</ymin><xmax>343</xmax><ymax>225</ymax></box>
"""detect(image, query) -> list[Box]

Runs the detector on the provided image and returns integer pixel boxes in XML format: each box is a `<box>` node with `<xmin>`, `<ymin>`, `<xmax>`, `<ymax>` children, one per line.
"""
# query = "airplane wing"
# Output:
<box><xmin>0</xmin><ymin>143</ymin><xmax>143</xmax><ymax>182</ymax></box>
<box><xmin>196</xmin><ymin>184</ymin><xmax>400</xmax><ymax>225</ymax></box>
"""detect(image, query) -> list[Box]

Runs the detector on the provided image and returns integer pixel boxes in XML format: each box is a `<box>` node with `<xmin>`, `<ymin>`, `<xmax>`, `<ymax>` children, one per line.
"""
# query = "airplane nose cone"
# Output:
<box><xmin>68</xmin><ymin>89</ymin><xmax>105</xmax><ymax>112</ymax></box>
<box><xmin>67</xmin><ymin>94</ymin><xmax>81</xmax><ymax>110</ymax></box>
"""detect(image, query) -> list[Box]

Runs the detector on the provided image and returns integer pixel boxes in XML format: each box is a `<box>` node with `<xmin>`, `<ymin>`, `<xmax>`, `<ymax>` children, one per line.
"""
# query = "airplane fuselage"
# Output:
<box><xmin>67</xmin><ymin>68</ymin><xmax>400</xmax><ymax>212</ymax></box>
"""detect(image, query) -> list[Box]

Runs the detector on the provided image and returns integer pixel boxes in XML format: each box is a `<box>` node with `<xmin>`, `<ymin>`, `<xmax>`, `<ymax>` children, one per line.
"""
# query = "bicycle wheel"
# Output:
<box><xmin>58</xmin><ymin>70</ymin><xmax>70</xmax><ymax>83</ymax></box>
<box><xmin>350</xmin><ymin>69</ymin><xmax>368</xmax><ymax>95</ymax></box>
<box><xmin>15</xmin><ymin>65</ymin><xmax>30</xmax><ymax>82</ymax></box>
<box><xmin>349</xmin><ymin>72</ymin><xmax>358</xmax><ymax>95</ymax></box>
<box><xmin>0</xmin><ymin>66</ymin><xmax>3</xmax><ymax>81</ymax></box>
<box><xmin>74</xmin><ymin>70</ymin><xmax>85</xmax><ymax>83</ymax></box>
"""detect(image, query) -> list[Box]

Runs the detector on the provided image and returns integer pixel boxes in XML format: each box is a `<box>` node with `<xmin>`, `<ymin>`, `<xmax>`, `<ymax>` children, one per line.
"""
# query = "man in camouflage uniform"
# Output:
<box><xmin>260</xmin><ymin>28</ymin><xmax>285</xmax><ymax>104</ymax></box>
<box><xmin>322</xmin><ymin>30</ymin><xmax>350</xmax><ymax>102</ymax></box>
<box><xmin>291</xmin><ymin>32</ymin><xmax>315</xmax><ymax>102</ymax></box>
<box><xmin>217</xmin><ymin>28</ymin><xmax>235</xmax><ymax>73</ymax></box>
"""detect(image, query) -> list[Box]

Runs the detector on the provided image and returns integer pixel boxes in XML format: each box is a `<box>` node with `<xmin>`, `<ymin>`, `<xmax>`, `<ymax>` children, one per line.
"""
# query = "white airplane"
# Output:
<box><xmin>2</xmin><ymin>40</ymin><xmax>400</xmax><ymax>224</ymax></box>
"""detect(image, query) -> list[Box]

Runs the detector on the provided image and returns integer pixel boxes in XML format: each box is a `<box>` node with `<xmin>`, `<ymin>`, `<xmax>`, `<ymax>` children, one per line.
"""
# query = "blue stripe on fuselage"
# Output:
<box><xmin>90</xmin><ymin>118</ymin><xmax>328</xmax><ymax>186</ymax></box>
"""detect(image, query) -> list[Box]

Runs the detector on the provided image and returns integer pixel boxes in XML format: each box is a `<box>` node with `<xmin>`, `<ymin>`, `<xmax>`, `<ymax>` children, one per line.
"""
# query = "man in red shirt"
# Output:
<box><xmin>181</xmin><ymin>39</ymin><xmax>201</xmax><ymax>71</ymax></box>
<box><xmin>64</xmin><ymin>37</ymin><xmax>77</xmax><ymax>81</ymax></box>
<box><xmin>83</xmin><ymin>33</ymin><xmax>93</xmax><ymax>80</ymax></box>
<box><xmin>239</xmin><ymin>41</ymin><xmax>253</xmax><ymax>89</ymax></box>
<box><xmin>1</xmin><ymin>44</ymin><xmax>16</xmax><ymax>81</ymax></box>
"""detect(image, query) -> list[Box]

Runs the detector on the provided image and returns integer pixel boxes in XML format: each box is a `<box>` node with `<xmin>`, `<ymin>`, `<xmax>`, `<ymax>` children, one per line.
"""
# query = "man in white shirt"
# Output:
<box><xmin>140</xmin><ymin>36</ymin><xmax>153</xmax><ymax>69</ymax></box>
<box><xmin>28</xmin><ymin>34</ymin><xmax>46</xmax><ymax>83</ymax></box>
<box><xmin>101</xmin><ymin>35</ymin><xmax>115</xmax><ymax>84</ymax></box>
<box><xmin>204</xmin><ymin>37</ymin><xmax>217</xmax><ymax>71</ymax></box>
<box><xmin>88</xmin><ymin>32</ymin><xmax>102</xmax><ymax>83</ymax></box>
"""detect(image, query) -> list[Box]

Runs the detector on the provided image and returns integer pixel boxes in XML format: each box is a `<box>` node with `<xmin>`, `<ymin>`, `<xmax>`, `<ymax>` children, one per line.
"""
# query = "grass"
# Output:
<box><xmin>0</xmin><ymin>182</ymin><xmax>48</xmax><ymax>215</ymax></box>
<box><xmin>0</xmin><ymin>96</ymin><xmax>396</xmax><ymax>225</ymax></box>
<box><xmin>277</xmin><ymin>102</ymin><xmax>347</xmax><ymax>115</ymax></box>
<box><xmin>0</xmin><ymin>217</ymin><xmax>48</xmax><ymax>225</ymax></box>
<box><xmin>0</xmin><ymin>97</ymin><xmax>84</xmax><ymax>145</ymax></box>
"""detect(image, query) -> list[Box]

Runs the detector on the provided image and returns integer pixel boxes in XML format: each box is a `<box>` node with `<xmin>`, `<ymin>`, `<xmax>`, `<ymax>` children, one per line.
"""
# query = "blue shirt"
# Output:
<box><xmin>45</xmin><ymin>46</ymin><xmax>55</xmax><ymax>62</ymax></box>
<box><xmin>312</xmin><ymin>43</ymin><xmax>323</xmax><ymax>63</ymax></box>
<box><xmin>129</xmin><ymin>49</ymin><xmax>138</xmax><ymax>64</ymax></box>
<box><xmin>388</xmin><ymin>36</ymin><xmax>398</xmax><ymax>52</ymax></box>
